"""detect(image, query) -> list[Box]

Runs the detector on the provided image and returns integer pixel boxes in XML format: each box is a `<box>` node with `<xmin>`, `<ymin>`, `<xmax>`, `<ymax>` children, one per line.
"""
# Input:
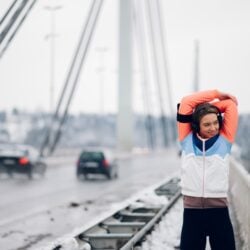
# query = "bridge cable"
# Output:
<box><xmin>39</xmin><ymin>0</ymin><xmax>98</xmax><ymax>156</ymax></box>
<box><xmin>49</xmin><ymin>0</ymin><xmax>104</xmax><ymax>154</ymax></box>
<box><xmin>155</xmin><ymin>0</ymin><xmax>174</xmax><ymax>117</ymax></box>
<box><xmin>40</xmin><ymin>0</ymin><xmax>104</xmax><ymax>156</ymax></box>
<box><xmin>132</xmin><ymin>0</ymin><xmax>156</xmax><ymax>149</ymax></box>
<box><xmin>0</xmin><ymin>0</ymin><xmax>30</xmax><ymax>44</ymax></box>
<box><xmin>154</xmin><ymin>0</ymin><xmax>176</xmax><ymax>142</ymax></box>
<box><xmin>0</xmin><ymin>0</ymin><xmax>37</xmax><ymax>59</ymax></box>
<box><xmin>145</xmin><ymin>0</ymin><xmax>169</xmax><ymax>147</ymax></box>
<box><xmin>0</xmin><ymin>0</ymin><xmax>18</xmax><ymax>27</ymax></box>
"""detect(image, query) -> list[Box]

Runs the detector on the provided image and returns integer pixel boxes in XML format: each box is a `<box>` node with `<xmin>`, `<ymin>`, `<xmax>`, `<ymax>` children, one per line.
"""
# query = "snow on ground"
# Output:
<box><xmin>140</xmin><ymin>198</ymin><xmax>182</xmax><ymax>250</ymax></box>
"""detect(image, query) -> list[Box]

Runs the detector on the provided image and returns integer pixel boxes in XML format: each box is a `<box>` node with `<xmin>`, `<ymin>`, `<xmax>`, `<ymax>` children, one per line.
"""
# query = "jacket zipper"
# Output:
<box><xmin>202</xmin><ymin>139</ymin><xmax>205</xmax><ymax>207</ymax></box>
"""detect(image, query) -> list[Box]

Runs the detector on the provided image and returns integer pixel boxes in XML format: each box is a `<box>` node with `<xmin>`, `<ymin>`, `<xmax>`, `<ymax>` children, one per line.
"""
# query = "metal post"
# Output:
<box><xmin>96</xmin><ymin>47</ymin><xmax>108</xmax><ymax>114</ymax></box>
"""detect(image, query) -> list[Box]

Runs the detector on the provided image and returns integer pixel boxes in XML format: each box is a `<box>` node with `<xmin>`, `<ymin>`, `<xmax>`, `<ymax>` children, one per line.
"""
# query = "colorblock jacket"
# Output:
<box><xmin>177</xmin><ymin>90</ymin><xmax>238</xmax><ymax>198</ymax></box>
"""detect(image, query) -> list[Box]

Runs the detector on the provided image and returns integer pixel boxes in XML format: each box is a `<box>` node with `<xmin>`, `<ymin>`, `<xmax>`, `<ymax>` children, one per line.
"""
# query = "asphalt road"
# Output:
<box><xmin>0</xmin><ymin>148</ymin><xmax>181</xmax><ymax>250</ymax></box>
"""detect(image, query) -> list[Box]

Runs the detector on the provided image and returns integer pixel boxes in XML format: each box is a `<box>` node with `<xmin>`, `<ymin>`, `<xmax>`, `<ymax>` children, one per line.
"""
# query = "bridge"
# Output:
<box><xmin>0</xmin><ymin>1</ymin><xmax>249</xmax><ymax>249</ymax></box>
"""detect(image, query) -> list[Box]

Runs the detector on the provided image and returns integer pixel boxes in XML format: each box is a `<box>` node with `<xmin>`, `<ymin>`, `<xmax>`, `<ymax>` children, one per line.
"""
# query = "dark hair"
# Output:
<box><xmin>191</xmin><ymin>103</ymin><xmax>223</xmax><ymax>133</ymax></box>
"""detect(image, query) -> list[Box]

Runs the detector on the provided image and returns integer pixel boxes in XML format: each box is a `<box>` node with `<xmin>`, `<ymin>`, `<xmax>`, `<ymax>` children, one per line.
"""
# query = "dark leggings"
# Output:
<box><xmin>180</xmin><ymin>207</ymin><xmax>236</xmax><ymax>250</ymax></box>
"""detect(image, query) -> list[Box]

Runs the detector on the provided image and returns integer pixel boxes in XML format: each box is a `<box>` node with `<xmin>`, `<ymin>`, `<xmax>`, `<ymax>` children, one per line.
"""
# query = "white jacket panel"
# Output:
<box><xmin>180</xmin><ymin>133</ymin><xmax>232</xmax><ymax>198</ymax></box>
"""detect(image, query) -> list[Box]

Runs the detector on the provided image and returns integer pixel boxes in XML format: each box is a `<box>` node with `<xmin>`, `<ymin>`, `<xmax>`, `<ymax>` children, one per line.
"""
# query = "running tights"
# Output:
<box><xmin>180</xmin><ymin>207</ymin><xmax>236</xmax><ymax>250</ymax></box>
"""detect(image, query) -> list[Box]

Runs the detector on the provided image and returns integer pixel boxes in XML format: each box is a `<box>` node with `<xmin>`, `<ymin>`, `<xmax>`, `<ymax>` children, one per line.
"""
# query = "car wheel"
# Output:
<box><xmin>107</xmin><ymin>168</ymin><xmax>117</xmax><ymax>180</ymax></box>
<box><xmin>106</xmin><ymin>172</ymin><xmax>112</xmax><ymax>180</ymax></box>
<box><xmin>114</xmin><ymin>166</ymin><xmax>118</xmax><ymax>178</ymax></box>
<box><xmin>28</xmin><ymin>170</ymin><xmax>33</xmax><ymax>180</ymax></box>
<box><xmin>8</xmin><ymin>171</ymin><xmax>13</xmax><ymax>178</ymax></box>
<box><xmin>76</xmin><ymin>169</ymin><xmax>83</xmax><ymax>179</ymax></box>
<box><xmin>38</xmin><ymin>163</ymin><xmax>46</xmax><ymax>177</ymax></box>
<box><xmin>7</xmin><ymin>167</ymin><xmax>13</xmax><ymax>178</ymax></box>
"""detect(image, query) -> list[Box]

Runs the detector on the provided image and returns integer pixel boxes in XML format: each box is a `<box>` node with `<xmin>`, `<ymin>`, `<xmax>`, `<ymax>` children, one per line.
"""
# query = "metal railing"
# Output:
<box><xmin>42</xmin><ymin>177</ymin><xmax>181</xmax><ymax>250</ymax></box>
<box><xmin>229</xmin><ymin>158</ymin><xmax>250</xmax><ymax>250</ymax></box>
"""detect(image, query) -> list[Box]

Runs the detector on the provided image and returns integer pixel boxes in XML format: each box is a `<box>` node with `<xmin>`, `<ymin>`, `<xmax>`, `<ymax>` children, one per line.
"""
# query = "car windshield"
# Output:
<box><xmin>0</xmin><ymin>146</ymin><xmax>25</xmax><ymax>156</ymax></box>
<box><xmin>0</xmin><ymin>144</ymin><xmax>39</xmax><ymax>157</ymax></box>
<box><xmin>80</xmin><ymin>152</ymin><xmax>103</xmax><ymax>161</ymax></box>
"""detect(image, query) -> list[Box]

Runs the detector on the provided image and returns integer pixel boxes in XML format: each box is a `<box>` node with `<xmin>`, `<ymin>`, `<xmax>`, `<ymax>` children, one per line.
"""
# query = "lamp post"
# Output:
<box><xmin>44</xmin><ymin>5</ymin><xmax>62</xmax><ymax>154</ymax></box>
<box><xmin>44</xmin><ymin>5</ymin><xmax>62</xmax><ymax>113</ymax></box>
<box><xmin>95</xmin><ymin>47</ymin><xmax>108</xmax><ymax>146</ymax></box>
<box><xmin>95</xmin><ymin>47</ymin><xmax>108</xmax><ymax>115</ymax></box>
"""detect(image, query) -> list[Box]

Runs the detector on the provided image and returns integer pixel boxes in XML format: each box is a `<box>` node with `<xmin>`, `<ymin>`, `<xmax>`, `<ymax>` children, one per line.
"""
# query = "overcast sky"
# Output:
<box><xmin>0</xmin><ymin>0</ymin><xmax>250</xmax><ymax>115</ymax></box>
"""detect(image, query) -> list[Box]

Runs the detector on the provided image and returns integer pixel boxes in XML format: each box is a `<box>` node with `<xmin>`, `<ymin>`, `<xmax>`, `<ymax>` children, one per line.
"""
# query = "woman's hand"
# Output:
<box><xmin>218</xmin><ymin>91</ymin><xmax>238</xmax><ymax>105</ymax></box>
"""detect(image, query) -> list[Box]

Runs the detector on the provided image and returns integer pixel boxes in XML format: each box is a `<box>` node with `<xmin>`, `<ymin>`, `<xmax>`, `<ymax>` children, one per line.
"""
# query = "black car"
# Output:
<box><xmin>0</xmin><ymin>143</ymin><xmax>47</xmax><ymax>179</ymax></box>
<box><xmin>76</xmin><ymin>149</ymin><xmax>118</xmax><ymax>180</ymax></box>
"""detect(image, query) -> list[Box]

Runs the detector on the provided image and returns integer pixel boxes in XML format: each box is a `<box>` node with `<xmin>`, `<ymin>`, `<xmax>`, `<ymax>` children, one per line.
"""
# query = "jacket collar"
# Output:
<box><xmin>193</xmin><ymin>133</ymin><xmax>219</xmax><ymax>151</ymax></box>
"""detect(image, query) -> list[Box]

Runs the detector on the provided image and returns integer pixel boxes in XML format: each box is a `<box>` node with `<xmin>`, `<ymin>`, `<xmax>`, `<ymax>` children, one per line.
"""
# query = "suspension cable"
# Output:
<box><xmin>145</xmin><ymin>0</ymin><xmax>168</xmax><ymax>147</ymax></box>
<box><xmin>132</xmin><ymin>0</ymin><xmax>156</xmax><ymax>149</ymax></box>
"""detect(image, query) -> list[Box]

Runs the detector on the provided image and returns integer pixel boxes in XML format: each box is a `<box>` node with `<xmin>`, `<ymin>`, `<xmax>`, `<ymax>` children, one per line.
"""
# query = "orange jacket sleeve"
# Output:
<box><xmin>177</xmin><ymin>89</ymin><xmax>238</xmax><ymax>143</ymax></box>
<box><xmin>213</xmin><ymin>99</ymin><xmax>238</xmax><ymax>143</ymax></box>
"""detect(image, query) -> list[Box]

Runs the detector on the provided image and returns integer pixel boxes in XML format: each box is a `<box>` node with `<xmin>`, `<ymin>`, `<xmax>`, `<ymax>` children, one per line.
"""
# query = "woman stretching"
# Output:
<box><xmin>177</xmin><ymin>89</ymin><xmax>238</xmax><ymax>250</ymax></box>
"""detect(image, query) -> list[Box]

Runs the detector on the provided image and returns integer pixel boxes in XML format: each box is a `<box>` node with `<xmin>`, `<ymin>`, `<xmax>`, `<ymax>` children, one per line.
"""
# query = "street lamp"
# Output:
<box><xmin>43</xmin><ymin>5</ymin><xmax>62</xmax><ymax>154</ymax></box>
<box><xmin>44</xmin><ymin>5</ymin><xmax>62</xmax><ymax>113</ymax></box>
<box><xmin>95</xmin><ymin>47</ymin><xmax>108</xmax><ymax>146</ymax></box>
<box><xmin>95</xmin><ymin>47</ymin><xmax>108</xmax><ymax>115</ymax></box>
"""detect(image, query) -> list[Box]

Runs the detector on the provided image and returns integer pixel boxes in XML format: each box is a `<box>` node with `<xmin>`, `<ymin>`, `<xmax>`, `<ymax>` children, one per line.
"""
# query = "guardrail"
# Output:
<box><xmin>42</xmin><ymin>177</ymin><xmax>181</xmax><ymax>250</ymax></box>
<box><xmin>229</xmin><ymin>158</ymin><xmax>250</xmax><ymax>250</ymax></box>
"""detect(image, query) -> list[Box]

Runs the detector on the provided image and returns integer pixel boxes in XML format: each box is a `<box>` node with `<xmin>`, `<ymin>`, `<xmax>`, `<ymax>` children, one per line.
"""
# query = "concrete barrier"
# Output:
<box><xmin>229</xmin><ymin>158</ymin><xmax>250</xmax><ymax>250</ymax></box>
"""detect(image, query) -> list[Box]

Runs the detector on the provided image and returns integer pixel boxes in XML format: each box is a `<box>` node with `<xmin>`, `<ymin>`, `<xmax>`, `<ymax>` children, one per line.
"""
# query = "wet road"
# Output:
<box><xmin>0</xmin><ymin>148</ymin><xmax>180</xmax><ymax>250</ymax></box>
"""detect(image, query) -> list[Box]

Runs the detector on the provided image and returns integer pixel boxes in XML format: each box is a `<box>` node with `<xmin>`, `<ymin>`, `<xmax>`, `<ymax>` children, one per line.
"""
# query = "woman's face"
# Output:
<box><xmin>199</xmin><ymin>113</ymin><xmax>220</xmax><ymax>139</ymax></box>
